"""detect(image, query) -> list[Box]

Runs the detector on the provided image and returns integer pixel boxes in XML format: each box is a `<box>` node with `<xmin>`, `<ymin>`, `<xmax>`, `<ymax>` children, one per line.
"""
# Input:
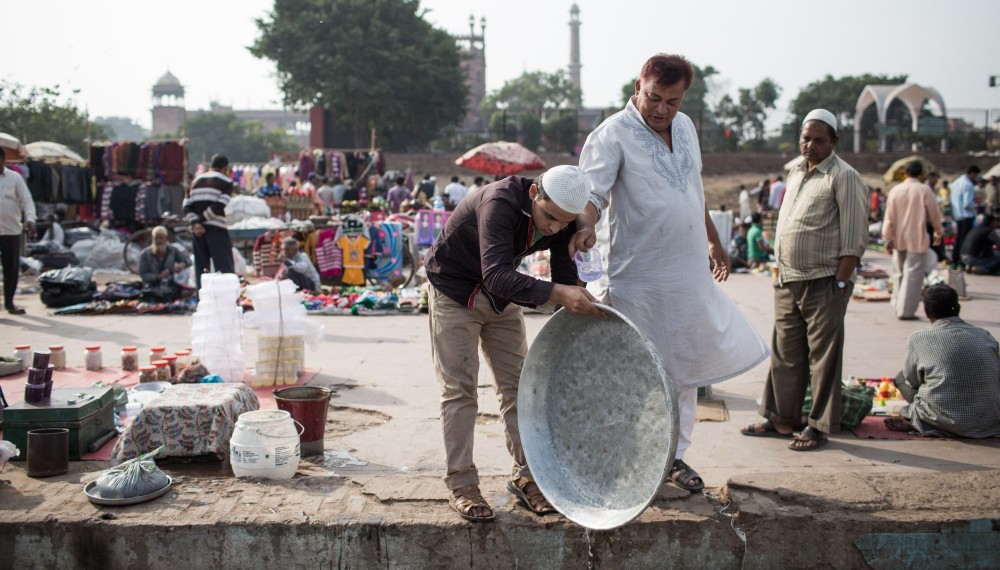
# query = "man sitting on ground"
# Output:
<box><xmin>886</xmin><ymin>284</ymin><xmax>1000</xmax><ymax>438</ymax></box>
<box><xmin>278</xmin><ymin>237</ymin><xmax>321</xmax><ymax>294</ymax></box>
<box><xmin>139</xmin><ymin>226</ymin><xmax>192</xmax><ymax>301</ymax></box>
<box><xmin>729</xmin><ymin>219</ymin><xmax>751</xmax><ymax>270</ymax></box>
<box><xmin>960</xmin><ymin>212</ymin><xmax>1000</xmax><ymax>275</ymax></box>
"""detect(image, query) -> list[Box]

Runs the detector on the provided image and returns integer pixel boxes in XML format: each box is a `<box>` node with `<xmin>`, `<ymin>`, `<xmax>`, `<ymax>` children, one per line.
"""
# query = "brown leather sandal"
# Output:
<box><xmin>449</xmin><ymin>484</ymin><xmax>495</xmax><ymax>522</ymax></box>
<box><xmin>507</xmin><ymin>477</ymin><xmax>557</xmax><ymax>515</ymax></box>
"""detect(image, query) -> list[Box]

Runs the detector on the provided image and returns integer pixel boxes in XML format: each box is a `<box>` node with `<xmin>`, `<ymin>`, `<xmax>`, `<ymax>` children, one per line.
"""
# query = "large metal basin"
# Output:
<box><xmin>519</xmin><ymin>304</ymin><xmax>678</xmax><ymax>529</ymax></box>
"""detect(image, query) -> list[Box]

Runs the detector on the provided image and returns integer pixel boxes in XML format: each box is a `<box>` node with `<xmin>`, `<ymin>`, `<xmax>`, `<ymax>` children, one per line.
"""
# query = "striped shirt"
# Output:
<box><xmin>183</xmin><ymin>171</ymin><xmax>233</xmax><ymax>229</ymax></box>
<box><xmin>900</xmin><ymin>317</ymin><xmax>1000</xmax><ymax>438</ymax></box>
<box><xmin>774</xmin><ymin>153</ymin><xmax>869</xmax><ymax>284</ymax></box>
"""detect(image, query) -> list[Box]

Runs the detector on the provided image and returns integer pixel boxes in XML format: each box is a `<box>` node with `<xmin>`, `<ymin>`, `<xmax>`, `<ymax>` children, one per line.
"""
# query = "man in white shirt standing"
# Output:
<box><xmin>768</xmin><ymin>176</ymin><xmax>786</xmax><ymax>210</ymax></box>
<box><xmin>444</xmin><ymin>176</ymin><xmax>468</xmax><ymax>207</ymax></box>
<box><xmin>0</xmin><ymin>147</ymin><xmax>36</xmax><ymax>314</ymax></box>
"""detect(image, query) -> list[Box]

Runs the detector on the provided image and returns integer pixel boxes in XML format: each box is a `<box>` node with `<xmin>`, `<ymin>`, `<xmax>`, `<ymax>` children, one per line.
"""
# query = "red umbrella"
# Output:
<box><xmin>455</xmin><ymin>141</ymin><xmax>546</xmax><ymax>177</ymax></box>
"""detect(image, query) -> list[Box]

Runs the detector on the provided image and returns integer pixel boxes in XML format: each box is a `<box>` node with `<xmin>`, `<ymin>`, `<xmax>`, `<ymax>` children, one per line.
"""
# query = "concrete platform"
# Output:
<box><xmin>2</xmin><ymin>249</ymin><xmax>999</xmax><ymax>568</ymax></box>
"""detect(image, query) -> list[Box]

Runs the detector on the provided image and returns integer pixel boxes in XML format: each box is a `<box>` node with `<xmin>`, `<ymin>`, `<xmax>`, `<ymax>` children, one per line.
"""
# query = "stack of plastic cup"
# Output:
<box><xmin>25</xmin><ymin>351</ymin><xmax>53</xmax><ymax>403</ymax></box>
<box><xmin>191</xmin><ymin>273</ymin><xmax>245</xmax><ymax>383</ymax></box>
<box><xmin>244</xmin><ymin>279</ymin><xmax>312</xmax><ymax>386</ymax></box>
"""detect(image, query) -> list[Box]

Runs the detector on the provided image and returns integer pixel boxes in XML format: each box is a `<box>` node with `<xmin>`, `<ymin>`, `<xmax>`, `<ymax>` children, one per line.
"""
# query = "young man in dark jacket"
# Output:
<box><xmin>425</xmin><ymin>165</ymin><xmax>603</xmax><ymax>522</ymax></box>
<box><xmin>183</xmin><ymin>154</ymin><xmax>235</xmax><ymax>290</ymax></box>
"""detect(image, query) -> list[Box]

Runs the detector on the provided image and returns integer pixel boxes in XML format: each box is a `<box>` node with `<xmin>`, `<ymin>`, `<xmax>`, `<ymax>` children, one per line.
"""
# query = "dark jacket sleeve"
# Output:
<box><xmin>477</xmin><ymin>197</ymin><xmax>554</xmax><ymax>307</ymax></box>
<box><xmin>548</xmin><ymin>227</ymin><xmax>579</xmax><ymax>286</ymax></box>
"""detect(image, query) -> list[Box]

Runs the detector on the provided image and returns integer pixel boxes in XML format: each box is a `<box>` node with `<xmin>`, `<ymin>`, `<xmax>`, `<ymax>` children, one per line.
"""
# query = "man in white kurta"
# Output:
<box><xmin>575</xmin><ymin>54</ymin><xmax>769</xmax><ymax>492</ymax></box>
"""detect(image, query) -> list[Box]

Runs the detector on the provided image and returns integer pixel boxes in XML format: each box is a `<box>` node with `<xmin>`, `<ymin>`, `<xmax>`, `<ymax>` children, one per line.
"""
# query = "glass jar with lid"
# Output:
<box><xmin>138</xmin><ymin>366</ymin><xmax>157</xmax><ymax>384</ymax></box>
<box><xmin>162</xmin><ymin>355</ymin><xmax>178</xmax><ymax>379</ymax></box>
<box><xmin>152</xmin><ymin>360</ymin><xmax>170</xmax><ymax>382</ymax></box>
<box><xmin>174</xmin><ymin>350</ymin><xmax>191</xmax><ymax>370</ymax></box>
<box><xmin>121</xmin><ymin>346</ymin><xmax>139</xmax><ymax>372</ymax></box>
<box><xmin>149</xmin><ymin>346</ymin><xmax>166</xmax><ymax>365</ymax></box>
<box><xmin>48</xmin><ymin>345</ymin><xmax>66</xmax><ymax>369</ymax></box>
<box><xmin>85</xmin><ymin>346</ymin><xmax>103</xmax><ymax>371</ymax></box>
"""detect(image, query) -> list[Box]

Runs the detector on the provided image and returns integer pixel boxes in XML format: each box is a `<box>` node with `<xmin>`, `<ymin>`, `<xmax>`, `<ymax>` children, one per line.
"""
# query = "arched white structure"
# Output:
<box><xmin>853</xmin><ymin>83</ymin><xmax>947</xmax><ymax>153</ymax></box>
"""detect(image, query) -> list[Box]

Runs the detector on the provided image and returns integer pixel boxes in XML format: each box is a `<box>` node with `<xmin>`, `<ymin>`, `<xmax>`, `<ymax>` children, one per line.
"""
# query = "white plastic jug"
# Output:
<box><xmin>230</xmin><ymin>410</ymin><xmax>301</xmax><ymax>479</ymax></box>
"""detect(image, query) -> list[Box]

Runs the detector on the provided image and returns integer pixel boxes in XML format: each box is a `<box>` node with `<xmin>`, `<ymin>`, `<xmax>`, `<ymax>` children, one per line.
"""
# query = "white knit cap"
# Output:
<box><xmin>540</xmin><ymin>165</ymin><xmax>591</xmax><ymax>214</ymax></box>
<box><xmin>803</xmin><ymin>109</ymin><xmax>837</xmax><ymax>132</ymax></box>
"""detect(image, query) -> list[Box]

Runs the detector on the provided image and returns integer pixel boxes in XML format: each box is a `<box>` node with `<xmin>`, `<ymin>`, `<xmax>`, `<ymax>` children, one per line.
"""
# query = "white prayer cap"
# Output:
<box><xmin>803</xmin><ymin>109</ymin><xmax>837</xmax><ymax>132</ymax></box>
<box><xmin>540</xmin><ymin>165</ymin><xmax>591</xmax><ymax>214</ymax></box>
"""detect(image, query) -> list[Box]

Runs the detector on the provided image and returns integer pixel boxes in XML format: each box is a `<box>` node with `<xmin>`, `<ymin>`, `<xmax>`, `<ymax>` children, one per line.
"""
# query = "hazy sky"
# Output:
<box><xmin>5</xmin><ymin>0</ymin><xmax>998</xmax><ymax>130</ymax></box>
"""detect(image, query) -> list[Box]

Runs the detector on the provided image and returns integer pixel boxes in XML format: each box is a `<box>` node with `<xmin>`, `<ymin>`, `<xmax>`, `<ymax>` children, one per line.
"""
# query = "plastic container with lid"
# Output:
<box><xmin>48</xmin><ymin>345</ymin><xmax>66</xmax><ymax>369</ymax></box>
<box><xmin>174</xmin><ymin>350</ymin><xmax>192</xmax><ymax>370</ymax></box>
<box><xmin>14</xmin><ymin>345</ymin><xmax>31</xmax><ymax>371</ymax></box>
<box><xmin>139</xmin><ymin>366</ymin><xmax>158</xmax><ymax>384</ymax></box>
<box><xmin>149</xmin><ymin>346</ymin><xmax>167</xmax><ymax>365</ymax></box>
<box><xmin>84</xmin><ymin>346</ymin><xmax>103</xmax><ymax>371</ymax></box>
<box><xmin>162</xmin><ymin>355</ymin><xmax>178</xmax><ymax>378</ymax></box>
<box><xmin>152</xmin><ymin>360</ymin><xmax>170</xmax><ymax>382</ymax></box>
<box><xmin>121</xmin><ymin>346</ymin><xmax>139</xmax><ymax>372</ymax></box>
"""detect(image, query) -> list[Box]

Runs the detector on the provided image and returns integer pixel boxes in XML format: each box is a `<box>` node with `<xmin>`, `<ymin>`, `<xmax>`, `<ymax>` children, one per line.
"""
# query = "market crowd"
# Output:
<box><xmin>413</xmin><ymin>53</ymin><xmax>1000</xmax><ymax>522</ymax></box>
<box><xmin>2</xmin><ymin>52</ymin><xmax>996</xmax><ymax>527</ymax></box>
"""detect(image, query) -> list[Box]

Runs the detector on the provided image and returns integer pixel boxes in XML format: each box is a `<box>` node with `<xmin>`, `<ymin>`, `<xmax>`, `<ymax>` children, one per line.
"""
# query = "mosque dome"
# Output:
<box><xmin>153</xmin><ymin>71</ymin><xmax>184</xmax><ymax>97</ymax></box>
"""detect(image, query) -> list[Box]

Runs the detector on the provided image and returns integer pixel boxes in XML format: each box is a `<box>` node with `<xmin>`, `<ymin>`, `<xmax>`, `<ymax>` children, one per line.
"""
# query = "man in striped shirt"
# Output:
<box><xmin>742</xmin><ymin>109</ymin><xmax>869</xmax><ymax>451</ymax></box>
<box><xmin>183</xmin><ymin>154</ymin><xmax>235</xmax><ymax>290</ymax></box>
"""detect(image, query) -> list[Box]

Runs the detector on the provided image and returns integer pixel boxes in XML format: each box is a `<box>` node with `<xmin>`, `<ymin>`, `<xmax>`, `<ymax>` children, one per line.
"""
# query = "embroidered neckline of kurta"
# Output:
<box><xmin>619</xmin><ymin>101</ymin><xmax>695</xmax><ymax>192</ymax></box>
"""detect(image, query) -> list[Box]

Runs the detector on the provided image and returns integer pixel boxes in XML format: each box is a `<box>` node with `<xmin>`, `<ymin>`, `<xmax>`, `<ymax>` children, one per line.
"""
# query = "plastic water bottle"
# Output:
<box><xmin>574</xmin><ymin>249</ymin><xmax>604</xmax><ymax>282</ymax></box>
<box><xmin>433</xmin><ymin>196</ymin><xmax>445</xmax><ymax>211</ymax></box>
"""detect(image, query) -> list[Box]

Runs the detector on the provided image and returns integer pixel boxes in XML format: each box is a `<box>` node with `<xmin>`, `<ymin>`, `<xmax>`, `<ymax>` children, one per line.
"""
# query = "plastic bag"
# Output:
<box><xmin>38</xmin><ymin>266</ymin><xmax>95</xmax><ymax>292</ymax></box>
<box><xmin>95</xmin><ymin>447</ymin><xmax>169</xmax><ymax>499</ymax></box>
<box><xmin>233</xmin><ymin>247</ymin><xmax>247</xmax><ymax>276</ymax></box>
<box><xmin>225</xmin><ymin>195</ymin><xmax>272</xmax><ymax>224</ymax></box>
<box><xmin>83</xmin><ymin>230</ymin><xmax>125</xmax><ymax>270</ymax></box>
<box><xmin>0</xmin><ymin>440</ymin><xmax>20</xmax><ymax>472</ymax></box>
<box><xmin>70</xmin><ymin>239</ymin><xmax>95</xmax><ymax>264</ymax></box>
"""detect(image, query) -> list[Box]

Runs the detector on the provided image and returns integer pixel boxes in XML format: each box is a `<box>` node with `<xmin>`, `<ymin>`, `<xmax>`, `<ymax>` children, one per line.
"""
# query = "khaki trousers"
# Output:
<box><xmin>760</xmin><ymin>276</ymin><xmax>852</xmax><ymax>434</ymax></box>
<box><xmin>428</xmin><ymin>285</ymin><xmax>529</xmax><ymax>490</ymax></box>
<box><xmin>890</xmin><ymin>250</ymin><xmax>928</xmax><ymax>319</ymax></box>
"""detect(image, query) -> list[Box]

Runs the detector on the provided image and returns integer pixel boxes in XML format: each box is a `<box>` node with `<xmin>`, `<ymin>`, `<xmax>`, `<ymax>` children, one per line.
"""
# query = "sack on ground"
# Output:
<box><xmin>38</xmin><ymin>266</ymin><xmax>94</xmax><ymax>292</ymax></box>
<box><xmin>35</xmin><ymin>251</ymin><xmax>80</xmax><ymax>270</ymax></box>
<box><xmin>83</xmin><ymin>230</ymin><xmax>124</xmax><ymax>270</ymax></box>
<box><xmin>802</xmin><ymin>383</ymin><xmax>874</xmax><ymax>430</ymax></box>
<box><xmin>94</xmin><ymin>447</ymin><xmax>168</xmax><ymax>498</ymax></box>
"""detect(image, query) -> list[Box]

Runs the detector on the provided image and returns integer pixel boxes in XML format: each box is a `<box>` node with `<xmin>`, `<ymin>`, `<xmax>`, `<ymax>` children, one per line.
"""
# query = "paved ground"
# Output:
<box><xmin>2</xmin><ymin>248</ymin><xmax>999</xmax><ymax>568</ymax></box>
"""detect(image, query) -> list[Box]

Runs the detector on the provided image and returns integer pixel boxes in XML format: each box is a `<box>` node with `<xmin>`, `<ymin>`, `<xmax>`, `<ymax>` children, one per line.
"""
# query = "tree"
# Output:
<box><xmin>714</xmin><ymin>78</ymin><xmax>782</xmax><ymax>149</ymax></box>
<box><xmin>0</xmin><ymin>81</ymin><xmax>107</xmax><ymax>155</ymax></box>
<box><xmin>479</xmin><ymin>70</ymin><xmax>580</xmax><ymax>150</ymax></box>
<box><xmin>251</xmin><ymin>0</ymin><xmax>467</xmax><ymax>150</ymax></box>
<box><xmin>481</xmin><ymin>71</ymin><xmax>581</xmax><ymax>119</ymax></box>
<box><xmin>94</xmin><ymin>116</ymin><xmax>148</xmax><ymax>141</ymax></box>
<box><xmin>521</xmin><ymin>115</ymin><xmax>542</xmax><ymax>152</ymax></box>
<box><xmin>543</xmin><ymin>111</ymin><xmax>578</xmax><ymax>154</ymax></box>
<box><xmin>787</xmin><ymin>73</ymin><xmax>909</xmax><ymax>144</ymax></box>
<box><xmin>184</xmin><ymin>113</ymin><xmax>299</xmax><ymax>164</ymax></box>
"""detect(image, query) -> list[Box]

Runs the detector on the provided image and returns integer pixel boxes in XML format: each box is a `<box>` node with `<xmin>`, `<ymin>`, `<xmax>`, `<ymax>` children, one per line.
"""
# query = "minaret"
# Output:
<box><xmin>457</xmin><ymin>14</ymin><xmax>487</xmax><ymax>132</ymax></box>
<box><xmin>568</xmin><ymin>4</ymin><xmax>581</xmax><ymax>90</ymax></box>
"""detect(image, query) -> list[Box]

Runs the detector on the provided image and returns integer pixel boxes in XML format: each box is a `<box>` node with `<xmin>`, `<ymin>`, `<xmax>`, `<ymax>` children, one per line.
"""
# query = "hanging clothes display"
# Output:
<box><xmin>293</xmin><ymin>148</ymin><xmax>383</xmax><ymax>183</ymax></box>
<box><xmin>23</xmin><ymin>160</ymin><xmax>93</xmax><ymax>204</ymax></box>
<box><xmin>315</xmin><ymin>226</ymin><xmax>344</xmax><ymax>277</ymax></box>
<box><xmin>86</xmin><ymin>139</ymin><xmax>188</xmax><ymax>224</ymax></box>
<box><xmin>338</xmin><ymin>234</ymin><xmax>369</xmax><ymax>286</ymax></box>
<box><xmin>89</xmin><ymin>140</ymin><xmax>187</xmax><ymax>185</ymax></box>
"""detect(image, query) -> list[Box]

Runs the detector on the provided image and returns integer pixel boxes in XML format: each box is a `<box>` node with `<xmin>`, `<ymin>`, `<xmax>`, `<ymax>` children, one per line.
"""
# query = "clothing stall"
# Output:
<box><xmin>88</xmin><ymin>140</ymin><xmax>189</xmax><ymax>229</ymax></box>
